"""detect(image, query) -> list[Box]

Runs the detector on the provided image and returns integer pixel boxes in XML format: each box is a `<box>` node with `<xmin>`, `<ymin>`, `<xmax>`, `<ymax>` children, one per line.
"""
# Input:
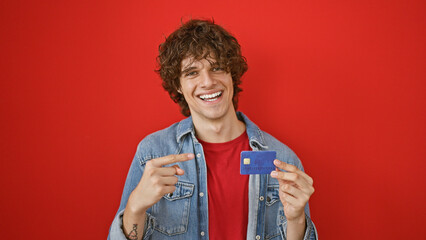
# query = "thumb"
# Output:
<box><xmin>172</xmin><ymin>165</ymin><xmax>185</xmax><ymax>175</ymax></box>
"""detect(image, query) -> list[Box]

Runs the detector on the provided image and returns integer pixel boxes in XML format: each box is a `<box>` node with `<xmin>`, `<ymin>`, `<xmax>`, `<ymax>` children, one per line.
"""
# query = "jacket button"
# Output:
<box><xmin>200</xmin><ymin>231</ymin><xmax>205</xmax><ymax>236</ymax></box>
<box><xmin>199</xmin><ymin>192</ymin><xmax>204</xmax><ymax>197</ymax></box>
<box><xmin>266</xmin><ymin>196</ymin><xmax>271</xmax><ymax>202</ymax></box>
<box><xmin>256</xmin><ymin>235</ymin><xmax>261</xmax><ymax>240</ymax></box>
<box><xmin>259</xmin><ymin>196</ymin><xmax>264</xmax><ymax>201</ymax></box>
<box><xmin>196</xmin><ymin>153</ymin><xmax>201</xmax><ymax>158</ymax></box>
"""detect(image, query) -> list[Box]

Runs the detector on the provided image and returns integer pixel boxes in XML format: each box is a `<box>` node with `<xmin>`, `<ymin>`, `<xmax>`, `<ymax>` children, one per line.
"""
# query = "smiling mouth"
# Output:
<box><xmin>198</xmin><ymin>91</ymin><xmax>223</xmax><ymax>102</ymax></box>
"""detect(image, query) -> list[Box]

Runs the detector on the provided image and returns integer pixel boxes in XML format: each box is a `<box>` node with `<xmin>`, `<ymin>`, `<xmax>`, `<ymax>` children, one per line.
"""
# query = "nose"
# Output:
<box><xmin>199</xmin><ymin>71</ymin><xmax>216</xmax><ymax>88</ymax></box>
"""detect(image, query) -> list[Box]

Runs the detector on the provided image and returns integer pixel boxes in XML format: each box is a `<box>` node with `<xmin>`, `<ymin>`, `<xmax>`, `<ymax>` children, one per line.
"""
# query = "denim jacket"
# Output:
<box><xmin>108</xmin><ymin>112</ymin><xmax>317</xmax><ymax>240</ymax></box>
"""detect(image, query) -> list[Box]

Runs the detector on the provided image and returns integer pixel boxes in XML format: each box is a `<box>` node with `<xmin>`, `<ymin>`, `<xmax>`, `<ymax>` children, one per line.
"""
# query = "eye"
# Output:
<box><xmin>212</xmin><ymin>67</ymin><xmax>224</xmax><ymax>72</ymax></box>
<box><xmin>185</xmin><ymin>71</ymin><xmax>197</xmax><ymax>77</ymax></box>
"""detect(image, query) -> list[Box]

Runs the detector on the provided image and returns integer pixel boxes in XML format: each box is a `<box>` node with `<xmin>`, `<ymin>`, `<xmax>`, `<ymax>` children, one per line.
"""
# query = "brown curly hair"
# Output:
<box><xmin>156</xmin><ymin>19</ymin><xmax>248</xmax><ymax>116</ymax></box>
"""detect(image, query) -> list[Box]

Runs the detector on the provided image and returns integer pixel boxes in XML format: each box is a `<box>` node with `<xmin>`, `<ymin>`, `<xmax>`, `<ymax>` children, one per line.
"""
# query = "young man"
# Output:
<box><xmin>109</xmin><ymin>19</ymin><xmax>317</xmax><ymax>240</ymax></box>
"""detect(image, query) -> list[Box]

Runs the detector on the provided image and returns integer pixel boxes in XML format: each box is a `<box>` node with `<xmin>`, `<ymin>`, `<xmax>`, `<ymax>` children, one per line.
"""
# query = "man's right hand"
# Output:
<box><xmin>122</xmin><ymin>153</ymin><xmax>195</xmax><ymax>240</ymax></box>
<box><xmin>127</xmin><ymin>153</ymin><xmax>195</xmax><ymax>213</ymax></box>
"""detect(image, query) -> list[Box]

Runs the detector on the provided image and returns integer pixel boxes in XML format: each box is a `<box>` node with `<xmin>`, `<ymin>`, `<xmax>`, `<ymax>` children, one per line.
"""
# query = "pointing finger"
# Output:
<box><xmin>153</xmin><ymin>153</ymin><xmax>195</xmax><ymax>167</ymax></box>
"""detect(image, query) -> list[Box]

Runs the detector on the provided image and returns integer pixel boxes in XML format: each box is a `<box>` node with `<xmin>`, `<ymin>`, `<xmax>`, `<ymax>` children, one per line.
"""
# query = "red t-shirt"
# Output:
<box><xmin>198</xmin><ymin>132</ymin><xmax>250</xmax><ymax>239</ymax></box>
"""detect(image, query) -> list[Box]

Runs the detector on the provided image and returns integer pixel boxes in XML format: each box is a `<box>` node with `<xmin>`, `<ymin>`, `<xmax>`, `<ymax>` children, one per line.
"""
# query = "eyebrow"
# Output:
<box><xmin>181</xmin><ymin>61</ymin><xmax>220</xmax><ymax>75</ymax></box>
<box><xmin>181</xmin><ymin>66</ymin><xmax>198</xmax><ymax>75</ymax></box>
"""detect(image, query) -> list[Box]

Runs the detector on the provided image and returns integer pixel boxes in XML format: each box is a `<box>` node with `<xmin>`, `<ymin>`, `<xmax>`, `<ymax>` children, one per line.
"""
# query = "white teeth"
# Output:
<box><xmin>199</xmin><ymin>91</ymin><xmax>222</xmax><ymax>100</ymax></box>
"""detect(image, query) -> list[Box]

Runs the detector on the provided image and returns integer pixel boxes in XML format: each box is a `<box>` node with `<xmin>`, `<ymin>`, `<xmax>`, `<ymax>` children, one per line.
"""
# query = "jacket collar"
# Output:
<box><xmin>176</xmin><ymin>112</ymin><xmax>268</xmax><ymax>150</ymax></box>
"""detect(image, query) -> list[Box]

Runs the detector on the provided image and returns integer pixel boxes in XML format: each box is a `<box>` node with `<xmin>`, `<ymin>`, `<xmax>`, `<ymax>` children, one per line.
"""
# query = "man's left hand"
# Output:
<box><xmin>270</xmin><ymin>160</ymin><xmax>315</xmax><ymax>222</ymax></box>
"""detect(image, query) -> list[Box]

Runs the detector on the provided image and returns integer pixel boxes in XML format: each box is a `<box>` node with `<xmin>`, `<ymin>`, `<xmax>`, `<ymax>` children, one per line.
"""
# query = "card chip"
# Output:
<box><xmin>244</xmin><ymin>158</ymin><xmax>250</xmax><ymax>165</ymax></box>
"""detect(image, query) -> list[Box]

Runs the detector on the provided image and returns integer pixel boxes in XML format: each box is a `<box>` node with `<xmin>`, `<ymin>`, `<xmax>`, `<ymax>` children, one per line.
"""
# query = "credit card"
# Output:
<box><xmin>240</xmin><ymin>151</ymin><xmax>276</xmax><ymax>175</ymax></box>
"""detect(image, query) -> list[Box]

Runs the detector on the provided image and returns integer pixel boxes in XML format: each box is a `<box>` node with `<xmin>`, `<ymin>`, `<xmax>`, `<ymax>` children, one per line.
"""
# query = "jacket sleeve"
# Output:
<box><xmin>282</xmin><ymin>205</ymin><xmax>318</xmax><ymax>240</ymax></box>
<box><xmin>108</xmin><ymin>141</ymin><xmax>156</xmax><ymax>240</ymax></box>
<box><xmin>277</xmin><ymin>142</ymin><xmax>318</xmax><ymax>240</ymax></box>
<box><xmin>288</xmin><ymin>155</ymin><xmax>318</xmax><ymax>240</ymax></box>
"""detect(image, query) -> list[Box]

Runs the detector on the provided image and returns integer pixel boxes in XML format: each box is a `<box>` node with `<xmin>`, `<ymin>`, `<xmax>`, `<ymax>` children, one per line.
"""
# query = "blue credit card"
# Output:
<box><xmin>240</xmin><ymin>151</ymin><xmax>276</xmax><ymax>175</ymax></box>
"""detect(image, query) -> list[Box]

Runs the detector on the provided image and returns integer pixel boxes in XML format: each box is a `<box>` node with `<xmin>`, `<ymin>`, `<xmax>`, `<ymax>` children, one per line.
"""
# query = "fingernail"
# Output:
<box><xmin>271</xmin><ymin>171</ymin><xmax>277</xmax><ymax>177</ymax></box>
<box><xmin>187</xmin><ymin>153</ymin><xmax>195</xmax><ymax>159</ymax></box>
<box><xmin>274</xmin><ymin>160</ymin><xmax>280</xmax><ymax>165</ymax></box>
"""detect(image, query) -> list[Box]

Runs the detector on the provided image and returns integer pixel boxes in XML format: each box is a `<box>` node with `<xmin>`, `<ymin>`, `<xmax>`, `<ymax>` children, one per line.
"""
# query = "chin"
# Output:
<box><xmin>204</xmin><ymin>107</ymin><xmax>234</xmax><ymax>120</ymax></box>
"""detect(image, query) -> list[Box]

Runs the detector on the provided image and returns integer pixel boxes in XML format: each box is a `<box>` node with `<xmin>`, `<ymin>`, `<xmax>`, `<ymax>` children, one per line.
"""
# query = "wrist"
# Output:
<box><xmin>125</xmin><ymin>201</ymin><xmax>148</xmax><ymax>217</ymax></box>
<box><xmin>286</xmin><ymin>214</ymin><xmax>306</xmax><ymax>240</ymax></box>
<box><xmin>126</xmin><ymin>192</ymin><xmax>150</xmax><ymax>215</ymax></box>
<box><xmin>287</xmin><ymin>213</ymin><xmax>306</xmax><ymax>225</ymax></box>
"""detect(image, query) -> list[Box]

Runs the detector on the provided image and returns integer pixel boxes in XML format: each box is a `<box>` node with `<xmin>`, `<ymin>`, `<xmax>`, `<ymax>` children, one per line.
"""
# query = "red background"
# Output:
<box><xmin>1</xmin><ymin>0</ymin><xmax>425</xmax><ymax>239</ymax></box>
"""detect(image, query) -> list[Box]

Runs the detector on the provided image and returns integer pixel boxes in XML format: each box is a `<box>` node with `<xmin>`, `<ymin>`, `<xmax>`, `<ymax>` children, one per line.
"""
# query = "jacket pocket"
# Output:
<box><xmin>151</xmin><ymin>181</ymin><xmax>194</xmax><ymax>236</ymax></box>
<box><xmin>264</xmin><ymin>184</ymin><xmax>286</xmax><ymax>240</ymax></box>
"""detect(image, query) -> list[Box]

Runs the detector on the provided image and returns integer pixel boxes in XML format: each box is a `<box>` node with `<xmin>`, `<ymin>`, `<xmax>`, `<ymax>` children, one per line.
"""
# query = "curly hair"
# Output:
<box><xmin>156</xmin><ymin>19</ymin><xmax>248</xmax><ymax>116</ymax></box>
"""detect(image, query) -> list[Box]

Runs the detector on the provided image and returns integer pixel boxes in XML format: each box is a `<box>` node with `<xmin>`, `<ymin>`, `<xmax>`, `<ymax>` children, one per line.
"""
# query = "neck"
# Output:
<box><xmin>192</xmin><ymin>111</ymin><xmax>246</xmax><ymax>143</ymax></box>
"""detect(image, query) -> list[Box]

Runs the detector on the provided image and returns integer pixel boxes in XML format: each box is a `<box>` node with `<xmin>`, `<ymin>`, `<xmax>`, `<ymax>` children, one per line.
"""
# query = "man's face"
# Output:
<box><xmin>179</xmin><ymin>57</ymin><xmax>235</xmax><ymax>122</ymax></box>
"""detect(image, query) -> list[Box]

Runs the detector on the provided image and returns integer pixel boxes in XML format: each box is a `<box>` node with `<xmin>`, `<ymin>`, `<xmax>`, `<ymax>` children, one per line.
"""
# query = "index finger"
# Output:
<box><xmin>152</xmin><ymin>153</ymin><xmax>195</xmax><ymax>167</ymax></box>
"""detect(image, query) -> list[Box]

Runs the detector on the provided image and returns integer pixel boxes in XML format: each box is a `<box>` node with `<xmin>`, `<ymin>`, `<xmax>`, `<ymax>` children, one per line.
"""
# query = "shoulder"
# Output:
<box><xmin>139</xmin><ymin>121</ymin><xmax>180</xmax><ymax>146</ymax></box>
<box><xmin>238</xmin><ymin>111</ymin><xmax>301</xmax><ymax>167</ymax></box>
<box><xmin>135</xmin><ymin>121</ymin><xmax>183</xmax><ymax>164</ymax></box>
<box><xmin>261</xmin><ymin>130</ymin><xmax>305</xmax><ymax>171</ymax></box>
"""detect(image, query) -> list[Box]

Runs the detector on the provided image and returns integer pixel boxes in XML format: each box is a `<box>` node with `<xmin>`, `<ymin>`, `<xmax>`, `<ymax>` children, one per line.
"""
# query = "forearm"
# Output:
<box><xmin>122</xmin><ymin>205</ymin><xmax>147</xmax><ymax>240</ymax></box>
<box><xmin>286</xmin><ymin>215</ymin><xmax>306</xmax><ymax>240</ymax></box>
